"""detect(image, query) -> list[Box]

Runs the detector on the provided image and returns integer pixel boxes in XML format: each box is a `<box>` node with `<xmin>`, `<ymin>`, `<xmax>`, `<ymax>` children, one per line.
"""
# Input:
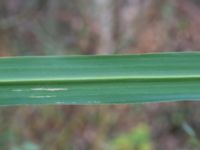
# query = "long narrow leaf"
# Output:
<box><xmin>0</xmin><ymin>52</ymin><xmax>200</xmax><ymax>105</ymax></box>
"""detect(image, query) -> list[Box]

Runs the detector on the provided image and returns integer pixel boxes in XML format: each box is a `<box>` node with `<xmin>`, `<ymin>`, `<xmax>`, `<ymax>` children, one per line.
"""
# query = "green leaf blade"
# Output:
<box><xmin>0</xmin><ymin>52</ymin><xmax>200</xmax><ymax>105</ymax></box>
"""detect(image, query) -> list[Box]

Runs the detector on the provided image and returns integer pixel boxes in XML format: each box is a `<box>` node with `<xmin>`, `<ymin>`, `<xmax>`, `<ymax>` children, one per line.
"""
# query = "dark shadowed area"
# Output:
<box><xmin>0</xmin><ymin>0</ymin><xmax>200</xmax><ymax>149</ymax></box>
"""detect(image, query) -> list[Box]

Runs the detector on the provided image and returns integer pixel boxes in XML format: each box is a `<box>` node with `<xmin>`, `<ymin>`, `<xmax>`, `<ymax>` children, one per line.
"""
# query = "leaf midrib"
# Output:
<box><xmin>1</xmin><ymin>75</ymin><xmax>200</xmax><ymax>84</ymax></box>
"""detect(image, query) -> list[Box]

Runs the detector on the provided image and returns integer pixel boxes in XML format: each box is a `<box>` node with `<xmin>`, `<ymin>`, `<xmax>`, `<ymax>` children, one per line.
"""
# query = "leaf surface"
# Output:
<box><xmin>0</xmin><ymin>53</ymin><xmax>200</xmax><ymax>105</ymax></box>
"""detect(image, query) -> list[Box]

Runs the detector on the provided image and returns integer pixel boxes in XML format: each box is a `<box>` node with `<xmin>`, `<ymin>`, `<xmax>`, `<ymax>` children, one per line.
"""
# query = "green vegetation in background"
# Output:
<box><xmin>110</xmin><ymin>124</ymin><xmax>153</xmax><ymax>150</ymax></box>
<box><xmin>11</xmin><ymin>142</ymin><xmax>41</xmax><ymax>150</ymax></box>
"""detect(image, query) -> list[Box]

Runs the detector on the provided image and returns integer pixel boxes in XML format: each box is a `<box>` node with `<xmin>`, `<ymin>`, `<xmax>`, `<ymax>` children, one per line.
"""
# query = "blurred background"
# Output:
<box><xmin>0</xmin><ymin>0</ymin><xmax>200</xmax><ymax>149</ymax></box>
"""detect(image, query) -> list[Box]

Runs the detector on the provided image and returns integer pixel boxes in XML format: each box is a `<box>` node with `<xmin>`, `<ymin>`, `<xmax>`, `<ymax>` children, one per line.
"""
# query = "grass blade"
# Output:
<box><xmin>0</xmin><ymin>52</ymin><xmax>200</xmax><ymax>105</ymax></box>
